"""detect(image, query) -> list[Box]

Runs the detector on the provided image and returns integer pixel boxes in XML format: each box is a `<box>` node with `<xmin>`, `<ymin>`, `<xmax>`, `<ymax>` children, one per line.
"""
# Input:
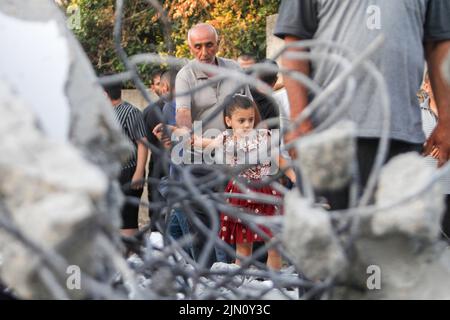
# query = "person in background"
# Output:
<box><xmin>251</xmin><ymin>59</ymin><xmax>280</xmax><ymax>129</ymax></box>
<box><xmin>237</xmin><ymin>54</ymin><xmax>256</xmax><ymax>70</ymax></box>
<box><xmin>275</xmin><ymin>0</ymin><xmax>450</xmax><ymax>210</ymax></box>
<box><xmin>103</xmin><ymin>80</ymin><xmax>148</xmax><ymax>238</ymax></box>
<box><xmin>143</xmin><ymin>70</ymin><xmax>168</xmax><ymax>231</ymax></box>
<box><xmin>149</xmin><ymin>70</ymin><xmax>164</xmax><ymax>103</ymax></box>
<box><xmin>151</xmin><ymin>69</ymin><xmax>195</xmax><ymax>258</ymax></box>
<box><xmin>420</xmin><ymin>72</ymin><xmax>450</xmax><ymax>241</ymax></box>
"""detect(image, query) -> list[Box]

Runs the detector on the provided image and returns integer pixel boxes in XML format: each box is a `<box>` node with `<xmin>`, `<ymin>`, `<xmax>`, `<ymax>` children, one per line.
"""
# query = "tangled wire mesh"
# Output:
<box><xmin>2</xmin><ymin>0</ymin><xmax>449</xmax><ymax>301</ymax></box>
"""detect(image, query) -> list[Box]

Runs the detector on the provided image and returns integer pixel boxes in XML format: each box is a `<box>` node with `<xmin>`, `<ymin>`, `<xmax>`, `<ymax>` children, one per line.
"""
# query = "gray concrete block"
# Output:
<box><xmin>373</xmin><ymin>153</ymin><xmax>444</xmax><ymax>241</ymax></box>
<box><xmin>295</xmin><ymin>121</ymin><xmax>357</xmax><ymax>191</ymax></box>
<box><xmin>0</xmin><ymin>82</ymin><xmax>111</xmax><ymax>298</ymax></box>
<box><xmin>282</xmin><ymin>190</ymin><xmax>348</xmax><ymax>280</ymax></box>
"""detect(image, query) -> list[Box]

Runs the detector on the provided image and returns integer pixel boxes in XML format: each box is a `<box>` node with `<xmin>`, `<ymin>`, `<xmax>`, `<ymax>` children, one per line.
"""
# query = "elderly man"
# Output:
<box><xmin>275</xmin><ymin>0</ymin><xmax>450</xmax><ymax>210</ymax></box>
<box><xmin>175</xmin><ymin>23</ymin><xmax>252</xmax><ymax>132</ymax></box>
<box><xmin>173</xmin><ymin>23</ymin><xmax>253</xmax><ymax>265</ymax></box>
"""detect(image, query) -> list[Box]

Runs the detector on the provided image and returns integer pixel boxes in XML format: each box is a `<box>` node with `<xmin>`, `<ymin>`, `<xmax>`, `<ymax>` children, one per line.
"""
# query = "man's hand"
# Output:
<box><xmin>424</xmin><ymin>121</ymin><xmax>450</xmax><ymax>167</ymax></box>
<box><xmin>425</xmin><ymin>40</ymin><xmax>450</xmax><ymax>167</ymax></box>
<box><xmin>153</xmin><ymin>123</ymin><xmax>193</xmax><ymax>149</ymax></box>
<box><xmin>173</xmin><ymin>126</ymin><xmax>191</xmax><ymax>137</ymax></box>
<box><xmin>153</xmin><ymin>123</ymin><xmax>174</xmax><ymax>149</ymax></box>
<box><xmin>131</xmin><ymin>171</ymin><xmax>144</xmax><ymax>190</ymax></box>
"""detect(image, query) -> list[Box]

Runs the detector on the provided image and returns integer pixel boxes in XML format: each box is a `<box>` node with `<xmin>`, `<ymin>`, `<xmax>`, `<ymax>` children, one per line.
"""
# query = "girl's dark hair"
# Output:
<box><xmin>223</xmin><ymin>94</ymin><xmax>261</xmax><ymax>129</ymax></box>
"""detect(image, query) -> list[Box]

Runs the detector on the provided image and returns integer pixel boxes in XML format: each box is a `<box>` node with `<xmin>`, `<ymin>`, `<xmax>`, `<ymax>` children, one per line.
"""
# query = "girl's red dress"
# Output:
<box><xmin>217</xmin><ymin>129</ymin><xmax>282</xmax><ymax>244</ymax></box>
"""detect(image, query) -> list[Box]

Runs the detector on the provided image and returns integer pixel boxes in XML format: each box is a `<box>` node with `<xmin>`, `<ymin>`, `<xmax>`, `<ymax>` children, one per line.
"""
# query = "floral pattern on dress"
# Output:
<box><xmin>221</xmin><ymin>129</ymin><xmax>272</xmax><ymax>180</ymax></box>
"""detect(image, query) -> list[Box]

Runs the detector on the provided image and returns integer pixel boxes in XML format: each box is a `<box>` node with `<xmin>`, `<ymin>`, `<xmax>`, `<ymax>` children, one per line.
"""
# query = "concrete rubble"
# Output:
<box><xmin>373</xmin><ymin>153</ymin><xmax>445</xmax><ymax>241</ymax></box>
<box><xmin>2</xmin><ymin>0</ymin><xmax>450</xmax><ymax>301</ymax></box>
<box><xmin>283</xmin><ymin>151</ymin><xmax>450</xmax><ymax>299</ymax></box>
<box><xmin>355</xmin><ymin>153</ymin><xmax>450</xmax><ymax>299</ymax></box>
<box><xmin>0</xmin><ymin>82</ymin><xmax>106</xmax><ymax>298</ymax></box>
<box><xmin>283</xmin><ymin>190</ymin><xmax>348</xmax><ymax>280</ymax></box>
<box><xmin>295</xmin><ymin>121</ymin><xmax>356</xmax><ymax>190</ymax></box>
<box><xmin>0</xmin><ymin>0</ymin><xmax>131</xmax><ymax>299</ymax></box>
<box><xmin>197</xmin><ymin>263</ymin><xmax>299</xmax><ymax>300</ymax></box>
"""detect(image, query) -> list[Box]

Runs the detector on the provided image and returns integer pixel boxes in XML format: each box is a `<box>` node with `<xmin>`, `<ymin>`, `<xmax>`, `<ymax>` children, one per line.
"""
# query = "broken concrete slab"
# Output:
<box><xmin>0</xmin><ymin>82</ymin><xmax>111</xmax><ymax>299</ymax></box>
<box><xmin>373</xmin><ymin>153</ymin><xmax>445</xmax><ymax>241</ymax></box>
<box><xmin>295</xmin><ymin>121</ymin><xmax>357</xmax><ymax>191</ymax></box>
<box><xmin>0</xmin><ymin>0</ymin><xmax>133</xmax><ymax>238</ymax></box>
<box><xmin>282</xmin><ymin>190</ymin><xmax>348</xmax><ymax>280</ymax></box>
<box><xmin>0</xmin><ymin>0</ymin><xmax>133</xmax><ymax>297</ymax></box>
<box><xmin>340</xmin><ymin>235</ymin><xmax>450</xmax><ymax>299</ymax></box>
<box><xmin>0</xmin><ymin>0</ymin><xmax>131</xmax><ymax>178</ymax></box>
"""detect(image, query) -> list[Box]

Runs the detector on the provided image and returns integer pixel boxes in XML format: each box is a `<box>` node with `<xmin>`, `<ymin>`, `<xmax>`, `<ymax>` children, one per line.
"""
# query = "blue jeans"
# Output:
<box><xmin>161</xmin><ymin>171</ymin><xmax>228</xmax><ymax>265</ymax></box>
<box><xmin>167</xmin><ymin>209</ymin><xmax>194</xmax><ymax>259</ymax></box>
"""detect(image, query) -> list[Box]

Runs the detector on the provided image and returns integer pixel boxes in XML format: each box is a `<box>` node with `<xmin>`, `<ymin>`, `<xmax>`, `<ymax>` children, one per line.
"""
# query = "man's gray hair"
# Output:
<box><xmin>187</xmin><ymin>23</ymin><xmax>219</xmax><ymax>46</ymax></box>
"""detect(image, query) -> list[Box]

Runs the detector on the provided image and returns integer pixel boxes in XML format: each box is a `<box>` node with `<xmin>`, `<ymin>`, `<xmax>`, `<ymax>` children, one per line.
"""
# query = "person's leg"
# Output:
<box><xmin>357</xmin><ymin>138</ymin><xmax>422</xmax><ymax>191</ymax></box>
<box><xmin>319</xmin><ymin>138</ymin><xmax>422</xmax><ymax>211</ymax></box>
<box><xmin>320</xmin><ymin>138</ymin><xmax>381</xmax><ymax>210</ymax></box>
<box><xmin>173</xmin><ymin>209</ymin><xmax>195</xmax><ymax>259</ymax></box>
<box><xmin>267</xmin><ymin>248</ymin><xmax>282</xmax><ymax>271</ymax></box>
<box><xmin>121</xmin><ymin>228</ymin><xmax>138</xmax><ymax>237</ymax></box>
<box><xmin>441</xmin><ymin>195</ymin><xmax>450</xmax><ymax>241</ymax></box>
<box><xmin>167</xmin><ymin>210</ymin><xmax>183</xmax><ymax>240</ymax></box>
<box><xmin>316</xmin><ymin>188</ymin><xmax>349</xmax><ymax>211</ymax></box>
<box><xmin>148</xmin><ymin>159</ymin><xmax>166</xmax><ymax>232</ymax></box>
<box><xmin>189</xmin><ymin>211</ymin><xmax>218</xmax><ymax>266</ymax></box>
<box><xmin>252</xmin><ymin>241</ymin><xmax>268</xmax><ymax>264</ymax></box>
<box><xmin>119</xmin><ymin>167</ymin><xmax>143</xmax><ymax>237</ymax></box>
<box><xmin>356</xmin><ymin>138</ymin><xmax>380</xmax><ymax>190</ymax></box>
<box><xmin>215</xmin><ymin>245</ymin><xmax>229</xmax><ymax>263</ymax></box>
<box><xmin>120</xmin><ymin>189</ymin><xmax>142</xmax><ymax>237</ymax></box>
<box><xmin>120</xmin><ymin>185</ymin><xmax>143</xmax><ymax>256</ymax></box>
<box><xmin>187</xmin><ymin>167</ymin><xmax>220</xmax><ymax>267</ymax></box>
<box><xmin>235</xmin><ymin>243</ymin><xmax>252</xmax><ymax>266</ymax></box>
<box><xmin>147</xmin><ymin>158</ymin><xmax>154</xmax><ymax>222</ymax></box>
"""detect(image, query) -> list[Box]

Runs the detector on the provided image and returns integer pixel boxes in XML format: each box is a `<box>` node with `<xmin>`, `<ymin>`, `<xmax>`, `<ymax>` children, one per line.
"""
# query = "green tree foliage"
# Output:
<box><xmin>166</xmin><ymin>0</ymin><xmax>280</xmax><ymax>60</ymax></box>
<box><xmin>60</xmin><ymin>0</ymin><xmax>280</xmax><ymax>85</ymax></box>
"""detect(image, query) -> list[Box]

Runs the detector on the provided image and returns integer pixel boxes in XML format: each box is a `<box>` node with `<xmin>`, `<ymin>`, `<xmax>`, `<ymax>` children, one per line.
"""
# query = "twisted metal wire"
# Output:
<box><xmin>5</xmin><ymin>0</ymin><xmax>441</xmax><ymax>300</ymax></box>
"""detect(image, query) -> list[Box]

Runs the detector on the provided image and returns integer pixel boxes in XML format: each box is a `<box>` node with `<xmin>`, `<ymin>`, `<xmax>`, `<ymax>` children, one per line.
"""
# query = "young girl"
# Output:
<box><xmin>194</xmin><ymin>94</ymin><xmax>294</xmax><ymax>270</ymax></box>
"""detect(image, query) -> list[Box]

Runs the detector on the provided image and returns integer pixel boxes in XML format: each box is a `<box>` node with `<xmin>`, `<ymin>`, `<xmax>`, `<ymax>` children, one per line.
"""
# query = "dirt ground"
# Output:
<box><xmin>138</xmin><ymin>185</ymin><xmax>151</xmax><ymax>229</ymax></box>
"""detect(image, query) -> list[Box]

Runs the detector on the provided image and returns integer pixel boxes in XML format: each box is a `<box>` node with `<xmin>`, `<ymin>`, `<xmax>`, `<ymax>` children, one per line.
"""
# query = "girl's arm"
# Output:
<box><xmin>192</xmin><ymin>134</ymin><xmax>222</xmax><ymax>149</ymax></box>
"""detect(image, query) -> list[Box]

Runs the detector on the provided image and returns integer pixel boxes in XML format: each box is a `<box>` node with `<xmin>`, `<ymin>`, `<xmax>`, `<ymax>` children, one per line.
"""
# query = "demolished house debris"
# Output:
<box><xmin>1</xmin><ymin>0</ymin><xmax>450</xmax><ymax>300</ymax></box>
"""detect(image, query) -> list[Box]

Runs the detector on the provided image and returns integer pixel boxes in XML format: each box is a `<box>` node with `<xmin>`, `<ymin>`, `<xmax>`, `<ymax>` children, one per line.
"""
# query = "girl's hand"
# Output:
<box><xmin>191</xmin><ymin>134</ymin><xmax>203</xmax><ymax>147</ymax></box>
